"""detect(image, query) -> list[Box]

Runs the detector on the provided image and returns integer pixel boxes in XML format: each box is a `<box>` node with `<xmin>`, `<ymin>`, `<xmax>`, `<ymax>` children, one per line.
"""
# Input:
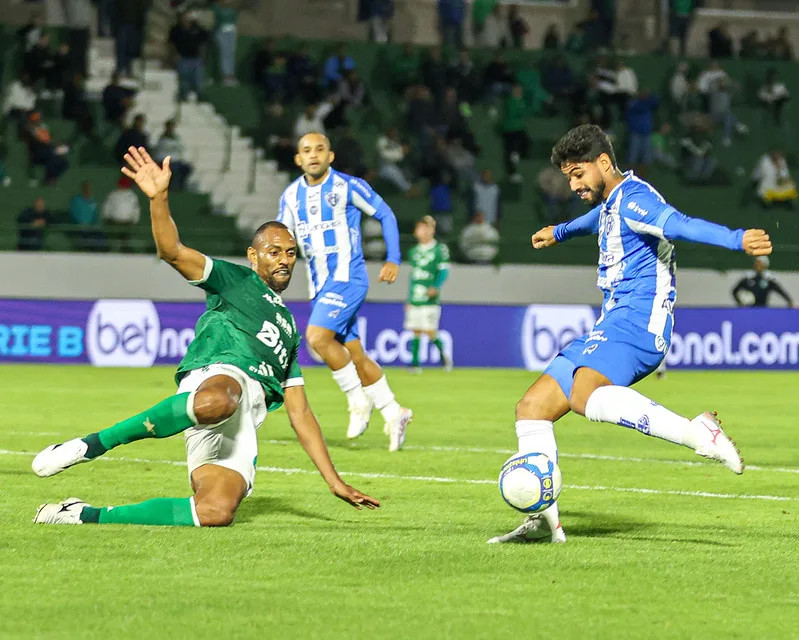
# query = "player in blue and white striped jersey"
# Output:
<box><xmin>491</xmin><ymin>124</ymin><xmax>773</xmax><ymax>544</ymax></box>
<box><xmin>277</xmin><ymin>132</ymin><xmax>412</xmax><ymax>452</ymax></box>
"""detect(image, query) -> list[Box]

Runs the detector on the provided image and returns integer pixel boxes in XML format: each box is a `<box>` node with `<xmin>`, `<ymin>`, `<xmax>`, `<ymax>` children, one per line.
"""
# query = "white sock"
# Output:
<box><xmin>515</xmin><ymin>420</ymin><xmax>557</xmax><ymax>462</ymax></box>
<box><xmin>363</xmin><ymin>376</ymin><xmax>401</xmax><ymax>423</ymax></box>
<box><xmin>584</xmin><ymin>386</ymin><xmax>697</xmax><ymax>449</ymax></box>
<box><xmin>515</xmin><ymin>420</ymin><xmax>561</xmax><ymax>529</ymax></box>
<box><xmin>331</xmin><ymin>362</ymin><xmax>369</xmax><ymax>409</ymax></box>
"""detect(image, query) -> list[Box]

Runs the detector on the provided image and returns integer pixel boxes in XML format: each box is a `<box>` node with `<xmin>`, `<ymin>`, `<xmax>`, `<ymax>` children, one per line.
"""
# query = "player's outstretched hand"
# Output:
<box><xmin>378</xmin><ymin>262</ymin><xmax>399</xmax><ymax>284</ymax></box>
<box><xmin>742</xmin><ymin>229</ymin><xmax>772</xmax><ymax>256</ymax></box>
<box><xmin>121</xmin><ymin>146</ymin><xmax>171</xmax><ymax>199</ymax></box>
<box><xmin>331</xmin><ymin>481</ymin><xmax>381</xmax><ymax>510</ymax></box>
<box><xmin>532</xmin><ymin>226</ymin><xmax>557</xmax><ymax>249</ymax></box>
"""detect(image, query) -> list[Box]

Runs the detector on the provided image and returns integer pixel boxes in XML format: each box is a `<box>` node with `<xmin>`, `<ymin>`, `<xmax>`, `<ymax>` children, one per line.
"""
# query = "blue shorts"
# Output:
<box><xmin>308</xmin><ymin>281</ymin><xmax>369</xmax><ymax>344</ymax></box>
<box><xmin>544</xmin><ymin>314</ymin><xmax>667</xmax><ymax>398</ymax></box>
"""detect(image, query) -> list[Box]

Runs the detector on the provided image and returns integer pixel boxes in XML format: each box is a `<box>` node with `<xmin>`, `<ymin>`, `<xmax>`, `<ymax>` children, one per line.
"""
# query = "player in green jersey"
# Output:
<box><xmin>31</xmin><ymin>146</ymin><xmax>379</xmax><ymax>527</ymax></box>
<box><xmin>404</xmin><ymin>216</ymin><xmax>452</xmax><ymax>373</ymax></box>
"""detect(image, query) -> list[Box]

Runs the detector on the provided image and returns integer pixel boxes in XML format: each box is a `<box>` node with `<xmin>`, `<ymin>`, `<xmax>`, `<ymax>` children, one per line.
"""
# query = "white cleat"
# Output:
<box><xmin>409</xmin><ymin>367</ymin><xmax>423</xmax><ymax>375</ymax></box>
<box><xmin>443</xmin><ymin>357</ymin><xmax>453</xmax><ymax>373</ymax></box>
<box><xmin>31</xmin><ymin>438</ymin><xmax>91</xmax><ymax>477</ymax></box>
<box><xmin>33</xmin><ymin>497</ymin><xmax>88</xmax><ymax>525</ymax></box>
<box><xmin>487</xmin><ymin>512</ymin><xmax>566</xmax><ymax>544</ymax></box>
<box><xmin>691</xmin><ymin>411</ymin><xmax>744</xmax><ymax>475</ymax></box>
<box><xmin>346</xmin><ymin>401</ymin><xmax>374</xmax><ymax>440</ymax></box>
<box><xmin>388</xmin><ymin>408</ymin><xmax>413</xmax><ymax>452</ymax></box>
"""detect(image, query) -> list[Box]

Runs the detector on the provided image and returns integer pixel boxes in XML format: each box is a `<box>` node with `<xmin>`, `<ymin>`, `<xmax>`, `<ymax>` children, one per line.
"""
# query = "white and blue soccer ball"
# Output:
<box><xmin>498</xmin><ymin>453</ymin><xmax>562</xmax><ymax>513</ymax></box>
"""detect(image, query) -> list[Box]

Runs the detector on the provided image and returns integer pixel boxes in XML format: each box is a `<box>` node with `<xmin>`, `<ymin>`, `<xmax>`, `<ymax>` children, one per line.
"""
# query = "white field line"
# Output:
<box><xmin>264</xmin><ymin>439</ymin><xmax>799</xmax><ymax>476</ymax></box>
<box><xmin>1</xmin><ymin>449</ymin><xmax>796</xmax><ymax>503</ymax></box>
<box><xmin>9</xmin><ymin>433</ymin><xmax>799</xmax><ymax>475</ymax></box>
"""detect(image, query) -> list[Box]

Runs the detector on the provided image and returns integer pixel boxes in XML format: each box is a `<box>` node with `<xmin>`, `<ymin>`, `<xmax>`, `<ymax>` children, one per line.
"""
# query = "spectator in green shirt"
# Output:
<box><xmin>669</xmin><ymin>0</ymin><xmax>698</xmax><ymax>57</ymax></box>
<box><xmin>211</xmin><ymin>0</ymin><xmax>240</xmax><ymax>86</ymax></box>
<box><xmin>471</xmin><ymin>0</ymin><xmax>496</xmax><ymax>43</ymax></box>
<box><xmin>499</xmin><ymin>84</ymin><xmax>530</xmax><ymax>183</ymax></box>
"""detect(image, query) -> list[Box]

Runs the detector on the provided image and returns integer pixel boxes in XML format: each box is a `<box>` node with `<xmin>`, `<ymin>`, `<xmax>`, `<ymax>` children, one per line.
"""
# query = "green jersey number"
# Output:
<box><xmin>256</xmin><ymin>320</ymin><xmax>289</xmax><ymax>368</ymax></box>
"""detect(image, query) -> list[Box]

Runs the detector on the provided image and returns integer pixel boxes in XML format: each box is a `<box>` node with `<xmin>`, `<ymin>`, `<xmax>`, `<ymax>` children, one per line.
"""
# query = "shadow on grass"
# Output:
<box><xmin>560</xmin><ymin>510</ymin><xmax>653</xmax><ymax>538</ymax></box>
<box><xmin>236</xmin><ymin>496</ymin><xmax>337</xmax><ymax>524</ymax></box>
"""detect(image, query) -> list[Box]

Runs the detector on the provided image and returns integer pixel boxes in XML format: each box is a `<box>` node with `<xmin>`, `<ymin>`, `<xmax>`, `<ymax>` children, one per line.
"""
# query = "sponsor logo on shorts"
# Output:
<box><xmin>582</xmin><ymin>343</ymin><xmax>599</xmax><ymax>355</ymax></box>
<box><xmin>636</xmin><ymin>415</ymin><xmax>651</xmax><ymax>435</ymax></box>
<box><xmin>328</xmin><ymin>309</ymin><xmax>341</xmax><ymax>318</ymax></box>
<box><xmin>317</xmin><ymin>293</ymin><xmax>348</xmax><ymax>309</ymax></box>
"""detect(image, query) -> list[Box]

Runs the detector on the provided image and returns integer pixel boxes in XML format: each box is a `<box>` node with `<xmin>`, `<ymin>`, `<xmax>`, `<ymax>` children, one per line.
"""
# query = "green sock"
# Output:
<box><xmin>80</xmin><ymin>498</ymin><xmax>197</xmax><ymax>526</ymax></box>
<box><xmin>432</xmin><ymin>337</ymin><xmax>445</xmax><ymax>357</ymax></box>
<box><xmin>84</xmin><ymin>393</ymin><xmax>197</xmax><ymax>458</ymax></box>
<box><xmin>410</xmin><ymin>337</ymin><xmax>420</xmax><ymax>367</ymax></box>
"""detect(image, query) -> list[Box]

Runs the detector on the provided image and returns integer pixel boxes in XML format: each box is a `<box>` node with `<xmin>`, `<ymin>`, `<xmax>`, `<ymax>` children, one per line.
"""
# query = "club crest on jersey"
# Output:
<box><xmin>325</xmin><ymin>192</ymin><xmax>341</xmax><ymax>208</ymax></box>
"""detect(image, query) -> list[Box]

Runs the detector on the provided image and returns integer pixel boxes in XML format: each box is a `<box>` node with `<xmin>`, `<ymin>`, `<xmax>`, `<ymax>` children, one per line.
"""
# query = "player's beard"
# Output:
<box><xmin>263</xmin><ymin>267</ymin><xmax>293</xmax><ymax>293</ymax></box>
<box><xmin>588</xmin><ymin>179</ymin><xmax>606</xmax><ymax>206</ymax></box>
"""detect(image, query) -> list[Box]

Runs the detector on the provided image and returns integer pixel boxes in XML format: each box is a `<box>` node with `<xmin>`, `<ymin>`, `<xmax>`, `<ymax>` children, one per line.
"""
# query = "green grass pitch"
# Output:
<box><xmin>1</xmin><ymin>365</ymin><xmax>798</xmax><ymax>639</ymax></box>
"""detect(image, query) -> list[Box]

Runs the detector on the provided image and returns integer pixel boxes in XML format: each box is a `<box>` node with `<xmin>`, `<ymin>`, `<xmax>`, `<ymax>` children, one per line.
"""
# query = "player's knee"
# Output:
<box><xmin>195</xmin><ymin>497</ymin><xmax>237</xmax><ymax>527</ymax></box>
<box><xmin>568</xmin><ymin>390</ymin><xmax>589</xmax><ymax>417</ymax></box>
<box><xmin>305</xmin><ymin>326</ymin><xmax>332</xmax><ymax>353</ymax></box>
<box><xmin>193</xmin><ymin>387</ymin><xmax>240</xmax><ymax>424</ymax></box>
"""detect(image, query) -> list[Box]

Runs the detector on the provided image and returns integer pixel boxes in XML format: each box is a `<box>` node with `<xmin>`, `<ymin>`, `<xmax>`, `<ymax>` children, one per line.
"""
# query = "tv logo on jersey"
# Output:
<box><xmin>520</xmin><ymin>305</ymin><xmax>597</xmax><ymax>370</ymax></box>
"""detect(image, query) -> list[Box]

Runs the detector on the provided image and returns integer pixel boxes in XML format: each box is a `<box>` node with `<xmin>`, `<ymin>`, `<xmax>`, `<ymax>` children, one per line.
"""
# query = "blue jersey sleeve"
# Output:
<box><xmin>621</xmin><ymin>186</ymin><xmax>745</xmax><ymax>250</ymax></box>
<box><xmin>662</xmin><ymin>212</ymin><xmax>745</xmax><ymax>251</ymax></box>
<box><xmin>553</xmin><ymin>205</ymin><xmax>601</xmax><ymax>243</ymax></box>
<box><xmin>349</xmin><ymin>178</ymin><xmax>401</xmax><ymax>264</ymax></box>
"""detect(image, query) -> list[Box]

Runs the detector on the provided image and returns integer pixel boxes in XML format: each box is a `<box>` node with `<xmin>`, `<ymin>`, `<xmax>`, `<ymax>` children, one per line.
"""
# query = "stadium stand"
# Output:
<box><xmin>2</xmin><ymin>16</ymin><xmax>798</xmax><ymax>269</ymax></box>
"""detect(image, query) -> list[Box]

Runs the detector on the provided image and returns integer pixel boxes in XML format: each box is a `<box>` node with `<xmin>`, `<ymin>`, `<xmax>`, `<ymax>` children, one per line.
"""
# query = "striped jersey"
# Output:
<box><xmin>277</xmin><ymin>169</ymin><xmax>397</xmax><ymax>299</ymax></box>
<box><xmin>584</xmin><ymin>172</ymin><xmax>678</xmax><ymax>342</ymax></box>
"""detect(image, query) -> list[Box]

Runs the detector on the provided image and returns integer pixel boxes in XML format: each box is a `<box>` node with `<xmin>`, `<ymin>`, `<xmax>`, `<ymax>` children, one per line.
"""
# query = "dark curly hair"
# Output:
<box><xmin>550</xmin><ymin>124</ymin><xmax>618</xmax><ymax>170</ymax></box>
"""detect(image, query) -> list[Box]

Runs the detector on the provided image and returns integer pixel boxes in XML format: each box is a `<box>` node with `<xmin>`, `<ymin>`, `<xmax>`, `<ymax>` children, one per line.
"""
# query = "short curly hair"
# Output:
<box><xmin>550</xmin><ymin>124</ymin><xmax>618</xmax><ymax>170</ymax></box>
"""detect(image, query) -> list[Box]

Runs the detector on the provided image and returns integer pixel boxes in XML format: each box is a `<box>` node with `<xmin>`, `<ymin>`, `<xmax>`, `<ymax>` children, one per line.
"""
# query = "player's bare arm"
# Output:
<box><xmin>282</xmin><ymin>385</ymin><xmax>380</xmax><ymax>510</ymax></box>
<box><xmin>532</xmin><ymin>226</ymin><xmax>557</xmax><ymax>249</ymax></box>
<box><xmin>121</xmin><ymin>145</ymin><xmax>207</xmax><ymax>282</ymax></box>
<box><xmin>742</xmin><ymin>229</ymin><xmax>772</xmax><ymax>256</ymax></box>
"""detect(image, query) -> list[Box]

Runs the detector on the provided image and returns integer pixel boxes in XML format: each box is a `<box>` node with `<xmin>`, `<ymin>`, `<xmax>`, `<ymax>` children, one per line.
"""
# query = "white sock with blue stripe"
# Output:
<box><xmin>584</xmin><ymin>386</ymin><xmax>697</xmax><ymax>448</ymax></box>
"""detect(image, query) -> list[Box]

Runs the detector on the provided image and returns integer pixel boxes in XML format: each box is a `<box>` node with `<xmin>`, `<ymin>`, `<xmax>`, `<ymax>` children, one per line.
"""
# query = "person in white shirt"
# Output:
<box><xmin>669</xmin><ymin>62</ymin><xmax>689</xmax><ymax>104</ymax></box>
<box><xmin>376</xmin><ymin>127</ymin><xmax>412</xmax><ymax>193</ymax></box>
<box><xmin>615</xmin><ymin>59</ymin><xmax>638</xmax><ymax>99</ymax></box>
<box><xmin>3</xmin><ymin>74</ymin><xmax>37</xmax><ymax>125</ymax></box>
<box><xmin>154</xmin><ymin>119</ymin><xmax>193</xmax><ymax>190</ymax></box>
<box><xmin>102</xmin><ymin>176</ymin><xmax>142</xmax><ymax>252</ymax></box>
<box><xmin>696</xmin><ymin>60</ymin><xmax>728</xmax><ymax>95</ymax></box>
<box><xmin>752</xmin><ymin>149</ymin><xmax>797</xmax><ymax>208</ymax></box>
<box><xmin>757</xmin><ymin>68</ymin><xmax>790</xmax><ymax>126</ymax></box>
<box><xmin>293</xmin><ymin>100</ymin><xmax>336</xmax><ymax>142</ymax></box>
<box><xmin>458</xmin><ymin>212</ymin><xmax>500</xmax><ymax>264</ymax></box>
<box><xmin>480</xmin><ymin>5</ymin><xmax>510</xmax><ymax>48</ymax></box>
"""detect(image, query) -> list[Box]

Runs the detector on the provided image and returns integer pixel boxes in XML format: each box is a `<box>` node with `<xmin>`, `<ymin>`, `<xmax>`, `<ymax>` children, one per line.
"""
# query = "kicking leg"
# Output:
<box><xmin>570</xmin><ymin>367</ymin><xmax>743</xmax><ymax>474</ymax></box>
<box><xmin>346</xmin><ymin>338</ymin><xmax>413</xmax><ymax>452</ymax></box>
<box><xmin>32</xmin><ymin>374</ymin><xmax>241</xmax><ymax>477</ymax></box>
<box><xmin>488</xmin><ymin>372</ymin><xmax>571</xmax><ymax>545</ymax></box>
<box><xmin>306</xmin><ymin>324</ymin><xmax>372</xmax><ymax>440</ymax></box>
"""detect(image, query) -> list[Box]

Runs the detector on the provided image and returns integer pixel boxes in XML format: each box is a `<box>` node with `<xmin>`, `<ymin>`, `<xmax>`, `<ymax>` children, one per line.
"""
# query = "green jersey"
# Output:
<box><xmin>407</xmin><ymin>241</ymin><xmax>450</xmax><ymax>306</ymax></box>
<box><xmin>176</xmin><ymin>258</ymin><xmax>302</xmax><ymax>412</ymax></box>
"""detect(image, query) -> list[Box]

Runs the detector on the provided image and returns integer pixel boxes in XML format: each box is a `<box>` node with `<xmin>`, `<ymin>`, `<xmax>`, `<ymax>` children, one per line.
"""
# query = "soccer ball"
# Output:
<box><xmin>498</xmin><ymin>453</ymin><xmax>562</xmax><ymax>513</ymax></box>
